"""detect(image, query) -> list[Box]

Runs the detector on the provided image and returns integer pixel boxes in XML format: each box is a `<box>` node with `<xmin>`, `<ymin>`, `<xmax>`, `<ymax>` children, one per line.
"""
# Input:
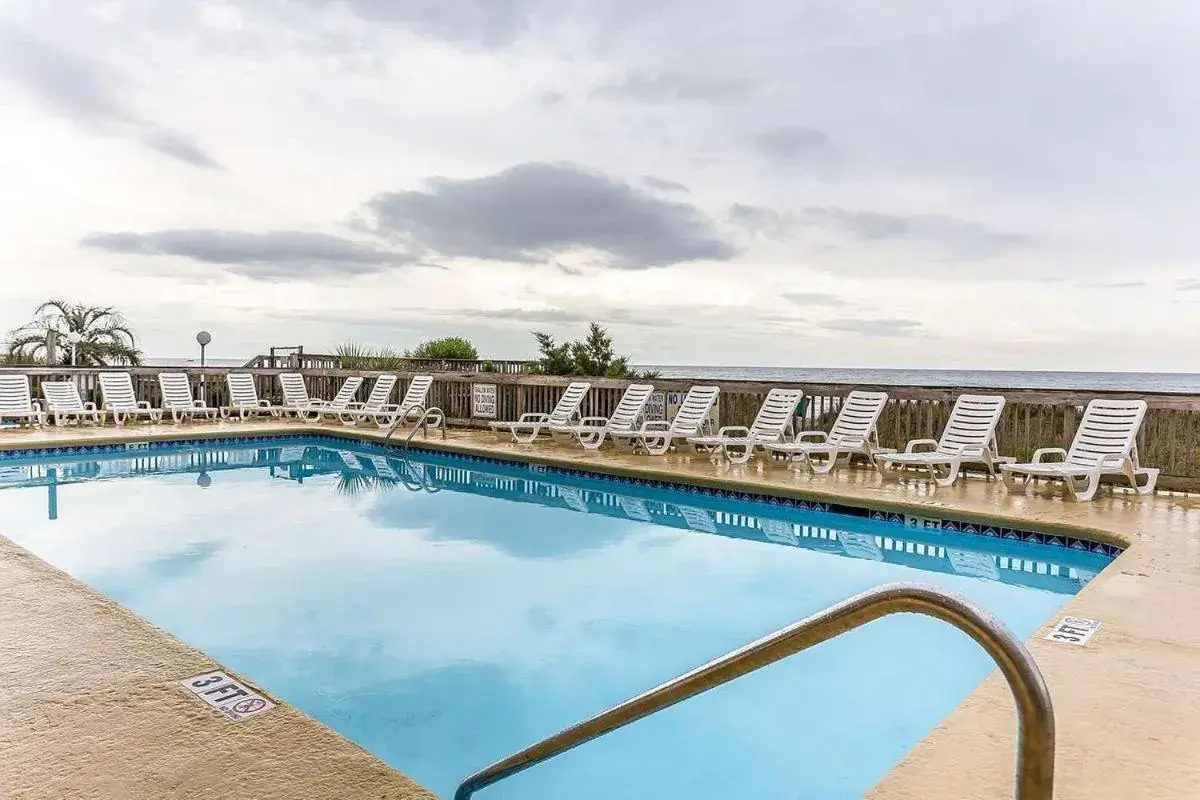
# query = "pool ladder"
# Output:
<box><xmin>382</xmin><ymin>406</ymin><xmax>446</xmax><ymax>450</ymax></box>
<box><xmin>453</xmin><ymin>582</ymin><xmax>1055</xmax><ymax>800</ymax></box>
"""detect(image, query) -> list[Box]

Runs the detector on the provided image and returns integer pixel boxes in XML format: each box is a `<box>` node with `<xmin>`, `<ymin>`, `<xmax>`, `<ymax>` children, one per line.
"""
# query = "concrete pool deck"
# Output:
<box><xmin>1</xmin><ymin>419</ymin><xmax>1198</xmax><ymax>799</ymax></box>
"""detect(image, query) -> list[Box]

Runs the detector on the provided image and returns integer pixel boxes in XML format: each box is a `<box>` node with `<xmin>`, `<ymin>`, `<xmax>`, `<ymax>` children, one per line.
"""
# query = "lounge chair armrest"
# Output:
<box><xmin>1031</xmin><ymin>447</ymin><xmax>1068</xmax><ymax>463</ymax></box>
<box><xmin>579</xmin><ymin>416</ymin><xmax>610</xmax><ymax>427</ymax></box>
<box><xmin>84</xmin><ymin>402</ymin><xmax>98</xmax><ymax>411</ymax></box>
<box><xmin>344</xmin><ymin>401</ymin><xmax>367</xmax><ymax>410</ymax></box>
<box><xmin>192</xmin><ymin>400</ymin><xmax>206</xmax><ymax>408</ymax></box>
<box><xmin>31</xmin><ymin>400</ymin><xmax>43</xmax><ymax>412</ymax></box>
<box><xmin>1098</xmin><ymin>453</ymin><xmax>1129</xmax><ymax>469</ymax></box>
<box><xmin>904</xmin><ymin>439</ymin><xmax>939</xmax><ymax>453</ymax></box>
<box><xmin>793</xmin><ymin>430</ymin><xmax>828</xmax><ymax>443</ymax></box>
<box><xmin>518</xmin><ymin>413</ymin><xmax>550</xmax><ymax>423</ymax></box>
<box><xmin>717</xmin><ymin>425</ymin><xmax>750</xmax><ymax>437</ymax></box>
<box><xmin>136</xmin><ymin>401</ymin><xmax>152</xmax><ymax>410</ymax></box>
<box><xmin>641</xmin><ymin>420</ymin><xmax>671</xmax><ymax>431</ymax></box>
<box><xmin>256</xmin><ymin>400</ymin><xmax>272</xmax><ymax>408</ymax></box>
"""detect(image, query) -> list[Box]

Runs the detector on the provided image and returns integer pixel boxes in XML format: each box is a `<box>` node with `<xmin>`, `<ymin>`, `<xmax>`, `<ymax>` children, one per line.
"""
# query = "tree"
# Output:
<box><xmin>527</xmin><ymin>323</ymin><xmax>658</xmax><ymax>378</ymax></box>
<box><xmin>406</xmin><ymin>337</ymin><xmax>479</xmax><ymax>360</ymax></box>
<box><xmin>6</xmin><ymin>300</ymin><xmax>143</xmax><ymax>366</ymax></box>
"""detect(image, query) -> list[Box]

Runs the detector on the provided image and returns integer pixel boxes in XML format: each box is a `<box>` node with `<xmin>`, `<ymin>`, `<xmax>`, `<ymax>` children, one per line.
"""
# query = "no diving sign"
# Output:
<box><xmin>181</xmin><ymin>670</ymin><xmax>276</xmax><ymax>722</ymax></box>
<box><xmin>1044</xmin><ymin>616</ymin><xmax>1101</xmax><ymax>646</ymax></box>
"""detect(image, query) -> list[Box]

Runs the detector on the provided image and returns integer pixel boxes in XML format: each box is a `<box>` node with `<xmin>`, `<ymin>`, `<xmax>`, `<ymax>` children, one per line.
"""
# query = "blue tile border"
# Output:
<box><xmin>0</xmin><ymin>432</ymin><xmax>1126</xmax><ymax>559</ymax></box>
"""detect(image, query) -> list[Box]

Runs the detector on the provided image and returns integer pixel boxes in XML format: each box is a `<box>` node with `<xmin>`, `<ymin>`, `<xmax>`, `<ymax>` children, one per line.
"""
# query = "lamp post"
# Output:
<box><xmin>66</xmin><ymin>331</ymin><xmax>82</xmax><ymax>366</ymax></box>
<box><xmin>196</xmin><ymin>330</ymin><xmax>212</xmax><ymax>367</ymax></box>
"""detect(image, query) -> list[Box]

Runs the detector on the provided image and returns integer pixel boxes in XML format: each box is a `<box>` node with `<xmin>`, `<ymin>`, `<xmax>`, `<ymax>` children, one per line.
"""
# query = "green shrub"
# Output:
<box><xmin>527</xmin><ymin>323</ymin><xmax>657</xmax><ymax>378</ymax></box>
<box><xmin>406</xmin><ymin>337</ymin><xmax>479</xmax><ymax>361</ymax></box>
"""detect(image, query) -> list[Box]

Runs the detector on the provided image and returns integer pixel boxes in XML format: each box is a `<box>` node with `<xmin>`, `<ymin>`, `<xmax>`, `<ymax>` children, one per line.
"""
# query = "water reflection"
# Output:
<box><xmin>0</xmin><ymin>438</ymin><xmax>1109</xmax><ymax>593</ymax></box>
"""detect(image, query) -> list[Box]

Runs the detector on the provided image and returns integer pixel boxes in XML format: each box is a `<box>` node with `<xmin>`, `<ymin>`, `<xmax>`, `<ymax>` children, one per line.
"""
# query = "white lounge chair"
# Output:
<box><xmin>490</xmin><ymin>381</ymin><xmax>591</xmax><ymax>444</ymax></box>
<box><xmin>278</xmin><ymin>372</ymin><xmax>312</xmax><ymax>417</ymax></box>
<box><xmin>158</xmin><ymin>372</ymin><xmax>218</xmax><ymax>424</ymax></box>
<box><xmin>222</xmin><ymin>373</ymin><xmax>283</xmax><ymax>420</ymax></box>
<box><xmin>355</xmin><ymin>375</ymin><xmax>434</xmax><ymax>428</ymax></box>
<box><xmin>293</xmin><ymin>377</ymin><xmax>365</xmax><ymax>421</ymax></box>
<box><xmin>609</xmin><ymin>385</ymin><xmax>720</xmax><ymax>455</ymax></box>
<box><xmin>339</xmin><ymin>374</ymin><xmax>398</xmax><ymax>426</ymax></box>
<box><xmin>0</xmin><ymin>375</ymin><xmax>45</xmax><ymax>428</ymax></box>
<box><xmin>762</xmin><ymin>390</ymin><xmax>891</xmax><ymax>473</ymax></box>
<box><xmin>41</xmin><ymin>380</ymin><xmax>103</xmax><ymax>426</ymax></box>
<box><xmin>1001</xmin><ymin>398</ymin><xmax>1158</xmax><ymax>501</ymax></box>
<box><xmin>99</xmin><ymin>372</ymin><xmax>163</xmax><ymax>425</ymax></box>
<box><xmin>687</xmin><ymin>387</ymin><xmax>804</xmax><ymax>464</ymax></box>
<box><xmin>875</xmin><ymin>394</ymin><xmax>1010</xmax><ymax>486</ymax></box>
<box><xmin>549</xmin><ymin>383</ymin><xmax>655</xmax><ymax>450</ymax></box>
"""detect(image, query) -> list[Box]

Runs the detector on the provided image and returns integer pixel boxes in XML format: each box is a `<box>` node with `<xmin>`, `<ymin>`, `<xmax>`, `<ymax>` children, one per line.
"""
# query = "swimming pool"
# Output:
<box><xmin>0</xmin><ymin>436</ymin><xmax>1114</xmax><ymax>799</ymax></box>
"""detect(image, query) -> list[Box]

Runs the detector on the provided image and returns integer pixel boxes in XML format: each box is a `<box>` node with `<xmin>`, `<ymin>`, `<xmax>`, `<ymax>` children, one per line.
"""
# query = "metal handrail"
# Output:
<box><xmin>453</xmin><ymin>582</ymin><xmax>1054</xmax><ymax>800</ymax></box>
<box><xmin>381</xmin><ymin>406</ymin><xmax>445</xmax><ymax>446</ymax></box>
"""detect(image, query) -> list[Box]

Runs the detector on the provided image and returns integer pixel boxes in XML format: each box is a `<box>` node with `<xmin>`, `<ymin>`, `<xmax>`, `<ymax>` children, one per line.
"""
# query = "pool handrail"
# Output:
<box><xmin>452</xmin><ymin>582</ymin><xmax>1055</xmax><ymax>800</ymax></box>
<box><xmin>382</xmin><ymin>405</ymin><xmax>446</xmax><ymax>446</ymax></box>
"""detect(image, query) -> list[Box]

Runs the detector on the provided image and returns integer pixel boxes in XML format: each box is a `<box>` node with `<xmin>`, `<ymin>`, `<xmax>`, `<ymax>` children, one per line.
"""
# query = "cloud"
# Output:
<box><xmin>753</xmin><ymin>126</ymin><xmax>837</xmax><ymax>162</ymax></box>
<box><xmin>535</xmin><ymin>90</ymin><xmax>567</xmax><ymax>110</ymax></box>
<box><xmin>781</xmin><ymin>292</ymin><xmax>848</xmax><ymax>307</ymax></box>
<box><xmin>79</xmin><ymin>229</ymin><xmax>413</xmax><ymax>279</ymax></box>
<box><xmin>1093</xmin><ymin>280</ymin><xmax>1146</xmax><ymax>289</ymax></box>
<box><xmin>642</xmin><ymin>176</ymin><xmax>689</xmax><ymax>193</ymax></box>
<box><xmin>294</xmin><ymin>0</ymin><xmax>539</xmax><ymax>49</ymax></box>
<box><xmin>805</xmin><ymin>207</ymin><xmax>1028</xmax><ymax>259</ymax></box>
<box><xmin>361</xmin><ymin>162</ymin><xmax>735</xmax><ymax>268</ymax></box>
<box><xmin>1178</xmin><ymin>280</ymin><xmax>1200</xmax><ymax>292</ymax></box>
<box><xmin>820</xmin><ymin>318</ymin><xmax>923</xmax><ymax>337</ymax></box>
<box><xmin>591</xmin><ymin>71</ymin><xmax>754</xmax><ymax>103</ymax></box>
<box><xmin>0</xmin><ymin>27</ymin><xmax>220</xmax><ymax>169</ymax></box>
<box><xmin>727</xmin><ymin>204</ymin><xmax>798</xmax><ymax>241</ymax></box>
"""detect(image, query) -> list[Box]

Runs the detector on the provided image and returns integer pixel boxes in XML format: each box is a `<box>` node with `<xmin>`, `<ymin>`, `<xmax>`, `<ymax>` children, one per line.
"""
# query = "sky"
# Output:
<box><xmin>1</xmin><ymin>0</ymin><xmax>1199</xmax><ymax>369</ymax></box>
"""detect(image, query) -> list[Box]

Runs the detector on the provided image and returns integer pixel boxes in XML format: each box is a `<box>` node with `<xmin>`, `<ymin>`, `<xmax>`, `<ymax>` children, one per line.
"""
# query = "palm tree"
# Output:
<box><xmin>6</xmin><ymin>300</ymin><xmax>143</xmax><ymax>366</ymax></box>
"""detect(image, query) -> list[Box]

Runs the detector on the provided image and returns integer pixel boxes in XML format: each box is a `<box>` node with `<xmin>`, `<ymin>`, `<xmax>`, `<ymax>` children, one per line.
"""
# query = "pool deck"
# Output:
<box><xmin>2</xmin><ymin>419</ymin><xmax>1199</xmax><ymax>799</ymax></box>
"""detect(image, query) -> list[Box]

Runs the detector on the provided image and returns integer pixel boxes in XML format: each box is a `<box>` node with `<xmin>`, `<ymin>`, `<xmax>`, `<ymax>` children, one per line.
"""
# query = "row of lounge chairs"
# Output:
<box><xmin>0</xmin><ymin>372</ymin><xmax>434</xmax><ymax>429</ymax></box>
<box><xmin>487</xmin><ymin>381</ymin><xmax>1159</xmax><ymax>502</ymax></box>
<box><xmin>0</xmin><ymin>372</ymin><xmax>1159</xmax><ymax>502</ymax></box>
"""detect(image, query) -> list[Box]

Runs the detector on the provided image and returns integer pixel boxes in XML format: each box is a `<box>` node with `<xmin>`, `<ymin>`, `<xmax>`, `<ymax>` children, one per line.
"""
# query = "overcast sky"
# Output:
<box><xmin>2</xmin><ymin>1</ymin><xmax>1198</xmax><ymax>369</ymax></box>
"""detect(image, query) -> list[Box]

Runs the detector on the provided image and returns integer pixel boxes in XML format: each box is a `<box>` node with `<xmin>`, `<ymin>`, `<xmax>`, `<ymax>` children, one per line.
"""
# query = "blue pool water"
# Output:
<box><xmin>0</xmin><ymin>438</ymin><xmax>1112</xmax><ymax>799</ymax></box>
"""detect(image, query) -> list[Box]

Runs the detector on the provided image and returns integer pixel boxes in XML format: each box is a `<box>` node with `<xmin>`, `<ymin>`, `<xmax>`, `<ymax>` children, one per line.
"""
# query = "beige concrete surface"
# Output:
<box><xmin>2</xmin><ymin>419</ymin><xmax>1200</xmax><ymax>799</ymax></box>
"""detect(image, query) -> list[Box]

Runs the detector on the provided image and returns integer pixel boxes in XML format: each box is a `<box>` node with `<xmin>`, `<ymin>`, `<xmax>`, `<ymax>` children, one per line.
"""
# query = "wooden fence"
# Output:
<box><xmin>5</xmin><ymin>366</ymin><xmax>1199</xmax><ymax>491</ymax></box>
<box><xmin>242</xmin><ymin>353</ymin><xmax>535</xmax><ymax>374</ymax></box>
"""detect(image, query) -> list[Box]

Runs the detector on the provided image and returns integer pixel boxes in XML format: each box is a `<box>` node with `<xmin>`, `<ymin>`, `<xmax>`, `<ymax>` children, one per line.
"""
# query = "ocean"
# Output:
<box><xmin>145</xmin><ymin>358</ymin><xmax>1200</xmax><ymax>394</ymax></box>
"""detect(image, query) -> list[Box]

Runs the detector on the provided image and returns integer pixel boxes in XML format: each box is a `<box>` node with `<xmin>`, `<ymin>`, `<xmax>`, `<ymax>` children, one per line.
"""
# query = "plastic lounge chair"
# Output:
<box><xmin>222</xmin><ymin>373</ymin><xmax>283</xmax><ymax>420</ymax></box>
<box><xmin>549</xmin><ymin>383</ymin><xmax>655</xmax><ymax>450</ymax></box>
<box><xmin>0</xmin><ymin>375</ymin><xmax>45</xmax><ymax>428</ymax></box>
<box><xmin>41</xmin><ymin>380</ymin><xmax>103</xmax><ymax>426</ymax></box>
<box><xmin>357</xmin><ymin>375</ymin><xmax>433</xmax><ymax>429</ymax></box>
<box><xmin>687</xmin><ymin>387</ymin><xmax>804</xmax><ymax>465</ymax></box>
<box><xmin>490</xmin><ymin>381</ymin><xmax>590</xmax><ymax>444</ymax></box>
<box><xmin>278</xmin><ymin>373</ymin><xmax>313</xmax><ymax>417</ymax></box>
<box><xmin>339</xmin><ymin>374</ymin><xmax>398</xmax><ymax>426</ymax></box>
<box><xmin>762</xmin><ymin>390</ymin><xmax>891</xmax><ymax>473</ymax></box>
<box><xmin>875</xmin><ymin>394</ymin><xmax>1010</xmax><ymax>487</ymax></box>
<box><xmin>609</xmin><ymin>385</ymin><xmax>720</xmax><ymax>455</ymax></box>
<box><xmin>1000</xmin><ymin>398</ymin><xmax>1158</xmax><ymax>501</ymax></box>
<box><xmin>99</xmin><ymin>372</ymin><xmax>163</xmax><ymax>426</ymax></box>
<box><xmin>294</xmin><ymin>377</ymin><xmax>365</xmax><ymax>421</ymax></box>
<box><xmin>158</xmin><ymin>372</ymin><xmax>218</xmax><ymax>424</ymax></box>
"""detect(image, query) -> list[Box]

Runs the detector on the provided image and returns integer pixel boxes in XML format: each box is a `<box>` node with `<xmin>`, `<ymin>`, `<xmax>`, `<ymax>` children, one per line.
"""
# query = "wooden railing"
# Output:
<box><xmin>5</xmin><ymin>366</ymin><xmax>1199</xmax><ymax>491</ymax></box>
<box><xmin>241</xmin><ymin>353</ymin><xmax>536</xmax><ymax>374</ymax></box>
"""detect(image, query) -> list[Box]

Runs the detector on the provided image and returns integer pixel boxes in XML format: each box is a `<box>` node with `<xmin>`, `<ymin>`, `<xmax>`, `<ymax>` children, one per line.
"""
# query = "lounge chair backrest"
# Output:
<box><xmin>226</xmin><ymin>373</ymin><xmax>260</xmax><ymax>406</ymax></box>
<box><xmin>279</xmin><ymin>373</ymin><xmax>309</xmax><ymax>407</ymax></box>
<box><xmin>750</xmin><ymin>388</ymin><xmax>804</xmax><ymax>439</ymax></box>
<box><xmin>547</xmin><ymin>382</ymin><xmax>591</xmax><ymax>425</ymax></box>
<box><xmin>397</xmin><ymin>375</ymin><xmax>433</xmax><ymax>412</ymax></box>
<box><xmin>363</xmin><ymin>375</ymin><xmax>398</xmax><ymax>411</ymax></box>
<box><xmin>669</xmin><ymin>385</ymin><xmax>720</xmax><ymax>435</ymax></box>
<box><xmin>1066</xmin><ymin>399</ymin><xmax>1147</xmax><ymax>467</ymax></box>
<box><xmin>828</xmin><ymin>391</ymin><xmax>889</xmax><ymax>446</ymax></box>
<box><xmin>98</xmin><ymin>373</ymin><xmax>138</xmax><ymax>410</ymax></box>
<box><xmin>158</xmin><ymin>372</ymin><xmax>196</xmax><ymax>408</ymax></box>
<box><xmin>327</xmin><ymin>377</ymin><xmax>365</xmax><ymax>409</ymax></box>
<box><xmin>937</xmin><ymin>394</ymin><xmax>1006</xmax><ymax>455</ymax></box>
<box><xmin>0</xmin><ymin>375</ymin><xmax>34</xmax><ymax>413</ymax></box>
<box><xmin>609</xmin><ymin>383</ymin><xmax>655</xmax><ymax>432</ymax></box>
<box><xmin>41</xmin><ymin>380</ymin><xmax>85</xmax><ymax>411</ymax></box>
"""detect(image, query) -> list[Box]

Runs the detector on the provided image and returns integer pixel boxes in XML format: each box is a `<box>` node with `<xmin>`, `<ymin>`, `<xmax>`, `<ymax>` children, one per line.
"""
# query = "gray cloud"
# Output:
<box><xmin>1093</xmin><ymin>280</ymin><xmax>1147</xmax><ymax>289</ymax></box>
<box><xmin>436</xmin><ymin>306</ymin><xmax>677</xmax><ymax>328</ymax></box>
<box><xmin>141</xmin><ymin>129</ymin><xmax>222</xmax><ymax>170</ymax></box>
<box><xmin>0</xmin><ymin>28</ymin><xmax>220</xmax><ymax>169</ymax></box>
<box><xmin>535</xmin><ymin>90</ymin><xmax>567</xmax><ymax>110</ymax></box>
<box><xmin>806</xmin><ymin>207</ymin><xmax>1028</xmax><ymax>259</ymax></box>
<box><xmin>80</xmin><ymin>229</ymin><xmax>412</xmax><ymax>279</ymax></box>
<box><xmin>642</xmin><ymin>175</ymin><xmax>689</xmax><ymax>193</ymax></box>
<box><xmin>1178</xmin><ymin>280</ymin><xmax>1200</xmax><ymax>292</ymax></box>
<box><xmin>591</xmin><ymin>71</ymin><xmax>753</xmax><ymax>103</ymax></box>
<box><xmin>753</xmin><ymin>126</ymin><xmax>837</xmax><ymax>162</ymax></box>
<box><xmin>361</xmin><ymin>162</ymin><xmax>735</xmax><ymax>268</ymax></box>
<box><xmin>820</xmin><ymin>318</ymin><xmax>923</xmax><ymax>337</ymax></box>
<box><xmin>728</xmin><ymin>204</ymin><xmax>798</xmax><ymax>241</ymax></box>
<box><xmin>781</xmin><ymin>292</ymin><xmax>848</xmax><ymax>307</ymax></box>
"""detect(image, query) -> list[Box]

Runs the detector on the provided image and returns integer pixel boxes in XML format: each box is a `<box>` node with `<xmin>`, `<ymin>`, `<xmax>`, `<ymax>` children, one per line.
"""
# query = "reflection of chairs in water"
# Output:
<box><xmin>677</xmin><ymin>505</ymin><xmax>717</xmax><ymax>533</ymax></box>
<box><xmin>0</xmin><ymin>464</ymin><xmax>34</xmax><ymax>486</ymax></box>
<box><xmin>618</xmin><ymin>496</ymin><xmax>652</xmax><ymax>522</ymax></box>
<box><xmin>557</xmin><ymin>486</ymin><xmax>590</xmax><ymax>514</ymax></box>
<box><xmin>365</xmin><ymin>455</ymin><xmax>400</xmax><ymax>480</ymax></box>
<box><xmin>947</xmin><ymin>549</ymin><xmax>1000</xmax><ymax>580</ymax></box>
<box><xmin>838</xmin><ymin>531</ymin><xmax>883</xmax><ymax>561</ymax></box>
<box><xmin>759</xmin><ymin>518</ymin><xmax>798</xmax><ymax>546</ymax></box>
<box><xmin>336</xmin><ymin>450</ymin><xmax>366</xmax><ymax>472</ymax></box>
<box><xmin>277</xmin><ymin>446</ymin><xmax>307</xmax><ymax>464</ymax></box>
